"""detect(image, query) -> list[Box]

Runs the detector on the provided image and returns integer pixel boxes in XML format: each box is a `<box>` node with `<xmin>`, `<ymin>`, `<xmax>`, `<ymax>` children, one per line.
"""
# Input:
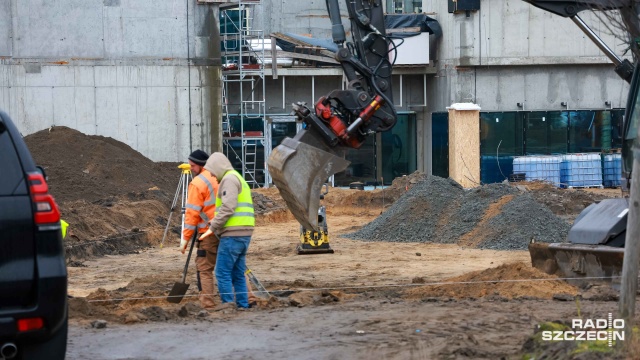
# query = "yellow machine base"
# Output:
<box><xmin>298</xmin><ymin>230</ymin><xmax>333</xmax><ymax>255</ymax></box>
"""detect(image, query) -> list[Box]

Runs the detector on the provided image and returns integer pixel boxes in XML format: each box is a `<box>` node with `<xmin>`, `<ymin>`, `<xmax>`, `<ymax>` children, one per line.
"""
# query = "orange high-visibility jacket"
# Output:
<box><xmin>182</xmin><ymin>169</ymin><xmax>219</xmax><ymax>242</ymax></box>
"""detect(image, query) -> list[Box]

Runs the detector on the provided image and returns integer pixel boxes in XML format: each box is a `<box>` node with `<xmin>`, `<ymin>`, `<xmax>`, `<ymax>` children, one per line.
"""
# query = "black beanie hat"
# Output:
<box><xmin>188</xmin><ymin>149</ymin><xmax>209</xmax><ymax>166</ymax></box>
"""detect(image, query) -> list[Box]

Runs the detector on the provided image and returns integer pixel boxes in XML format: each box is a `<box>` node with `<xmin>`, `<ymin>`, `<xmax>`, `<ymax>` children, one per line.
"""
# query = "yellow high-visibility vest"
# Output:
<box><xmin>60</xmin><ymin>219</ymin><xmax>69</xmax><ymax>239</ymax></box>
<box><xmin>214</xmin><ymin>170</ymin><xmax>255</xmax><ymax>228</ymax></box>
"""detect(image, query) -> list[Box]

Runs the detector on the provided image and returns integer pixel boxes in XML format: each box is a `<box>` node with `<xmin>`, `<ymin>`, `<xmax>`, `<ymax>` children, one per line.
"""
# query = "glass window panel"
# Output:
<box><xmin>412</xmin><ymin>0</ymin><xmax>422</xmax><ymax>13</ymax></box>
<box><xmin>480</xmin><ymin>112</ymin><xmax>523</xmax><ymax>156</ymax></box>
<box><xmin>395</xmin><ymin>0</ymin><xmax>404</xmax><ymax>13</ymax></box>
<box><xmin>271</xmin><ymin>122</ymin><xmax>297</xmax><ymax>149</ymax></box>
<box><xmin>431</xmin><ymin>112</ymin><xmax>449</xmax><ymax>178</ymax></box>
<box><xmin>611</xmin><ymin>109</ymin><xmax>625</xmax><ymax>149</ymax></box>
<box><xmin>599</xmin><ymin>110</ymin><xmax>613</xmax><ymax>152</ymax></box>
<box><xmin>480</xmin><ymin>112</ymin><xmax>523</xmax><ymax>184</ymax></box>
<box><xmin>334</xmin><ymin>135</ymin><xmax>377</xmax><ymax>186</ymax></box>
<box><xmin>569</xmin><ymin>110</ymin><xmax>602</xmax><ymax>153</ymax></box>
<box><xmin>525</xmin><ymin>111</ymin><xmax>567</xmax><ymax>154</ymax></box>
<box><xmin>381</xmin><ymin>113</ymin><xmax>417</xmax><ymax>184</ymax></box>
<box><xmin>228</xmin><ymin>116</ymin><xmax>264</xmax><ymax>136</ymax></box>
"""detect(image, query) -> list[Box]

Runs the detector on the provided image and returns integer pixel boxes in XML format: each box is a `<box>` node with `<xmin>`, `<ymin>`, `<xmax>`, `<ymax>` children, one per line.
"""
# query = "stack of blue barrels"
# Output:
<box><xmin>511</xmin><ymin>152</ymin><xmax>620</xmax><ymax>189</ymax></box>
<box><xmin>603</xmin><ymin>153</ymin><xmax>622</xmax><ymax>188</ymax></box>
<box><xmin>560</xmin><ymin>153</ymin><xmax>603</xmax><ymax>189</ymax></box>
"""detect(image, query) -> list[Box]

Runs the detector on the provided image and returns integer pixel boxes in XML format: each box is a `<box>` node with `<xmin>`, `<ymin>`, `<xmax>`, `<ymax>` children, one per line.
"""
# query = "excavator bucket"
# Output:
<box><xmin>268</xmin><ymin>129</ymin><xmax>350</xmax><ymax>231</ymax></box>
<box><xmin>528</xmin><ymin>242</ymin><xmax>624</xmax><ymax>287</ymax></box>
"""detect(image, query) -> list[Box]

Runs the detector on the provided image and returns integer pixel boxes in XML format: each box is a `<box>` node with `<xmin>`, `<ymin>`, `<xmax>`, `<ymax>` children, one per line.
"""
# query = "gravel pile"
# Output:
<box><xmin>345</xmin><ymin>177</ymin><xmax>463</xmax><ymax>243</ymax></box>
<box><xmin>480</xmin><ymin>194</ymin><xmax>570</xmax><ymax>249</ymax></box>
<box><xmin>444</xmin><ymin>183</ymin><xmax>521</xmax><ymax>245</ymax></box>
<box><xmin>344</xmin><ymin>176</ymin><xmax>570</xmax><ymax>250</ymax></box>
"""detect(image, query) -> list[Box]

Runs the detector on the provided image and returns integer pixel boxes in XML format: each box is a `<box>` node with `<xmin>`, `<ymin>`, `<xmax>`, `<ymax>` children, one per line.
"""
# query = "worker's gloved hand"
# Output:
<box><xmin>180</xmin><ymin>238</ymin><xmax>188</xmax><ymax>254</ymax></box>
<box><xmin>199</xmin><ymin>228</ymin><xmax>214</xmax><ymax>240</ymax></box>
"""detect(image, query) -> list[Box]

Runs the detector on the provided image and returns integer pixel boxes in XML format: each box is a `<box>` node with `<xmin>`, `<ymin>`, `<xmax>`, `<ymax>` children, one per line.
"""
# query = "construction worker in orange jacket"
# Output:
<box><xmin>180</xmin><ymin>149</ymin><xmax>219</xmax><ymax>309</ymax></box>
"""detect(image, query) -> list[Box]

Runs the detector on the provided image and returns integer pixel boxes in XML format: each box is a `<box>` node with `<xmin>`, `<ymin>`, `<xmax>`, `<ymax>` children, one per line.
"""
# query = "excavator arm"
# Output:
<box><xmin>524</xmin><ymin>0</ymin><xmax>635</xmax><ymax>82</ymax></box>
<box><xmin>268</xmin><ymin>0</ymin><xmax>396</xmax><ymax>231</ymax></box>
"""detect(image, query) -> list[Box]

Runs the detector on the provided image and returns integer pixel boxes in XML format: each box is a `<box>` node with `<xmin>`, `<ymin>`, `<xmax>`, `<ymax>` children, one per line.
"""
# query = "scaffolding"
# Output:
<box><xmin>220</xmin><ymin>0</ymin><xmax>270</xmax><ymax>188</ymax></box>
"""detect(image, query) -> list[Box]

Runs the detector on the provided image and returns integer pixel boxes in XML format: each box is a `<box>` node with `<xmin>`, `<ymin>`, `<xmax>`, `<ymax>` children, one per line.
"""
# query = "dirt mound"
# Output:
<box><xmin>325</xmin><ymin>171</ymin><xmax>427</xmax><ymax>209</ymax></box>
<box><xmin>24</xmin><ymin>127</ymin><xmax>291</xmax><ymax>260</ymax></box>
<box><xmin>68</xmin><ymin>297</ymin><xmax>111</xmax><ymax>320</ymax></box>
<box><xmin>518</xmin><ymin>181</ymin><xmax>618</xmax><ymax>218</ymax></box>
<box><xmin>80</xmin><ymin>279</ymin><xmax>193</xmax><ymax>323</ymax></box>
<box><xmin>406</xmin><ymin>262</ymin><xmax>577</xmax><ymax>300</ymax></box>
<box><xmin>63</xmin><ymin>192</ymin><xmax>170</xmax><ymax>240</ymax></box>
<box><xmin>345</xmin><ymin>176</ymin><xmax>570</xmax><ymax>249</ymax></box>
<box><xmin>23</xmin><ymin>127</ymin><xmax>185</xmax><ymax>260</ymax></box>
<box><xmin>24</xmin><ymin>126</ymin><xmax>180</xmax><ymax>204</ymax></box>
<box><xmin>252</xmin><ymin>192</ymin><xmax>286</xmax><ymax>214</ymax></box>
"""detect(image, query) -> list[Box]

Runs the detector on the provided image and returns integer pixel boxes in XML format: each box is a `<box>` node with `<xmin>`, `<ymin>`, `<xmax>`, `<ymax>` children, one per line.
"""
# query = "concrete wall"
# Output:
<box><xmin>422</xmin><ymin>0</ymin><xmax>632</xmax><ymax>112</ymax></box>
<box><xmin>424</xmin><ymin>0</ymin><xmax>629</xmax><ymax>65</ymax></box>
<box><xmin>0</xmin><ymin>0</ymin><xmax>222</xmax><ymax>162</ymax></box>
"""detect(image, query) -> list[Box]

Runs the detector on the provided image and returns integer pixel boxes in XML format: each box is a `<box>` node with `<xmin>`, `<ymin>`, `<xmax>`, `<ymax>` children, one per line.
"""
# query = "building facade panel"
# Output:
<box><xmin>0</xmin><ymin>1</ymin><xmax>12</xmax><ymax>56</ymax></box>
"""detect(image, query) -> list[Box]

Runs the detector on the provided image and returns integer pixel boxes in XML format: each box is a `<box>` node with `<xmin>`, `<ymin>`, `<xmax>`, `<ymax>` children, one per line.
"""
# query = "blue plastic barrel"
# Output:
<box><xmin>513</xmin><ymin>155</ymin><xmax>562</xmax><ymax>187</ymax></box>
<box><xmin>560</xmin><ymin>153</ymin><xmax>603</xmax><ymax>188</ymax></box>
<box><xmin>603</xmin><ymin>153</ymin><xmax>622</xmax><ymax>188</ymax></box>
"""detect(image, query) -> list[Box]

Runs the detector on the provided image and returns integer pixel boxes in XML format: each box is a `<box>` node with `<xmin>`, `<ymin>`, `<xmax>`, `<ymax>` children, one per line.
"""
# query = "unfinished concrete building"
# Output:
<box><xmin>1</xmin><ymin>0</ymin><xmax>630</xmax><ymax>186</ymax></box>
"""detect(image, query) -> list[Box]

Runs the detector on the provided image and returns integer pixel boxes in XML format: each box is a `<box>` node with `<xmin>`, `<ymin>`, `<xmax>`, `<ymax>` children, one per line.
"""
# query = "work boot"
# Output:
<box><xmin>200</xmin><ymin>295</ymin><xmax>216</xmax><ymax>310</ymax></box>
<box><xmin>212</xmin><ymin>302</ymin><xmax>235</xmax><ymax>312</ymax></box>
<box><xmin>202</xmin><ymin>304</ymin><xmax>217</xmax><ymax>311</ymax></box>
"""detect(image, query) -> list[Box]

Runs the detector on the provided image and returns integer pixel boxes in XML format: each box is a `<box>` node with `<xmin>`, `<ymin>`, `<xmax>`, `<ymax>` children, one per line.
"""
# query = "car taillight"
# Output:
<box><xmin>27</xmin><ymin>173</ymin><xmax>60</xmax><ymax>225</ymax></box>
<box><xmin>17</xmin><ymin>317</ymin><xmax>44</xmax><ymax>332</ymax></box>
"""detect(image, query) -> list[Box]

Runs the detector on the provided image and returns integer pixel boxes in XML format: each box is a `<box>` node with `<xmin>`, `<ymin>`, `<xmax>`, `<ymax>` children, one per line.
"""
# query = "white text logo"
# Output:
<box><xmin>541</xmin><ymin>313</ymin><xmax>624</xmax><ymax>347</ymax></box>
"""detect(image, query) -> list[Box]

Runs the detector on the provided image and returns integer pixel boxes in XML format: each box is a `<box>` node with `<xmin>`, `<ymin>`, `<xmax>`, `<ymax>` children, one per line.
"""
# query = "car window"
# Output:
<box><xmin>0</xmin><ymin>131</ymin><xmax>25</xmax><ymax>196</ymax></box>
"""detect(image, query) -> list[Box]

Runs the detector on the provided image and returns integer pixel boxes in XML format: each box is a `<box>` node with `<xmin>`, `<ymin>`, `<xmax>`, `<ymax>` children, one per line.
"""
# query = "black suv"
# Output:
<box><xmin>0</xmin><ymin>111</ymin><xmax>67</xmax><ymax>359</ymax></box>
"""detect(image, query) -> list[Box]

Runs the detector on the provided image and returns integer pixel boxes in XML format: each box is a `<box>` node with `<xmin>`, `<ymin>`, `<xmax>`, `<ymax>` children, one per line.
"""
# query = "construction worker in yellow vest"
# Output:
<box><xmin>180</xmin><ymin>149</ymin><xmax>220</xmax><ymax>310</ymax></box>
<box><xmin>200</xmin><ymin>152</ymin><xmax>255</xmax><ymax>311</ymax></box>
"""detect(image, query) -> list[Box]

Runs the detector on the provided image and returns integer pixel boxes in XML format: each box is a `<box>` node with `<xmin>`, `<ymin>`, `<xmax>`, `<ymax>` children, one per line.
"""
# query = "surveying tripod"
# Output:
<box><xmin>160</xmin><ymin>163</ymin><xmax>193</xmax><ymax>248</ymax></box>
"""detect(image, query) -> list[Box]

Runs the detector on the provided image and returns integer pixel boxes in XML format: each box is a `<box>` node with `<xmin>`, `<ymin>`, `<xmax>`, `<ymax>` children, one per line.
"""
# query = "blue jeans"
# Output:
<box><xmin>215</xmin><ymin>236</ymin><xmax>251</xmax><ymax>308</ymax></box>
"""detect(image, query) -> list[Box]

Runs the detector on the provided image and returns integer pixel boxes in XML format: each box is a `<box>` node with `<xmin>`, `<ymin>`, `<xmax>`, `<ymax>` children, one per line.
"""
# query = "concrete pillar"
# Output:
<box><xmin>447</xmin><ymin>103</ymin><xmax>480</xmax><ymax>188</ymax></box>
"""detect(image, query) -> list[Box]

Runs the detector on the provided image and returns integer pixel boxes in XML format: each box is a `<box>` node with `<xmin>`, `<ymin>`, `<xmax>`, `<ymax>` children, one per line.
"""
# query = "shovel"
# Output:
<box><xmin>245</xmin><ymin>268</ymin><xmax>270</xmax><ymax>299</ymax></box>
<box><xmin>167</xmin><ymin>231</ymin><xmax>198</xmax><ymax>304</ymax></box>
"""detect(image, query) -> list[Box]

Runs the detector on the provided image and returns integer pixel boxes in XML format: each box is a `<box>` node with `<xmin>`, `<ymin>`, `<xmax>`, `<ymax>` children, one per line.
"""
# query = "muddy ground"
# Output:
<box><xmin>24</xmin><ymin>129</ymin><xmax>633</xmax><ymax>359</ymax></box>
<box><xmin>66</xmin><ymin>213</ymin><xmax>636</xmax><ymax>360</ymax></box>
<box><xmin>67</xmin><ymin>299</ymin><xmax>635</xmax><ymax>360</ymax></box>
